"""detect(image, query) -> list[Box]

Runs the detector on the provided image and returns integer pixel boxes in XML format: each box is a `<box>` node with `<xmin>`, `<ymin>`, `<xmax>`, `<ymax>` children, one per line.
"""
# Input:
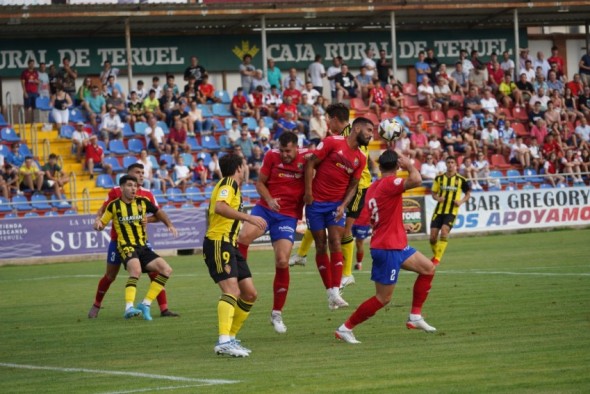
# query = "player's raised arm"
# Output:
<box><xmin>215</xmin><ymin>200</ymin><xmax>267</xmax><ymax>231</ymax></box>
<box><xmin>397</xmin><ymin>153</ymin><xmax>423</xmax><ymax>190</ymax></box>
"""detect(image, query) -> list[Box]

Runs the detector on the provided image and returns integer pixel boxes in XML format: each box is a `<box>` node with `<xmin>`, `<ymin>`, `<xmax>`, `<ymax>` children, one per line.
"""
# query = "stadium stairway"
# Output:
<box><xmin>31</xmin><ymin>128</ymin><xmax>105</xmax><ymax>214</ymax></box>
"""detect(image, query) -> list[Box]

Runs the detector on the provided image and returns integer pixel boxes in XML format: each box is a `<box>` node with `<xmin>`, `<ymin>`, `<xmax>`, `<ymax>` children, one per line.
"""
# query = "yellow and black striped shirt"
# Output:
<box><xmin>341</xmin><ymin>123</ymin><xmax>372</xmax><ymax>190</ymax></box>
<box><xmin>101</xmin><ymin>196</ymin><xmax>158</xmax><ymax>252</ymax></box>
<box><xmin>432</xmin><ymin>173</ymin><xmax>471</xmax><ymax>216</ymax></box>
<box><xmin>206</xmin><ymin>177</ymin><xmax>243</xmax><ymax>244</ymax></box>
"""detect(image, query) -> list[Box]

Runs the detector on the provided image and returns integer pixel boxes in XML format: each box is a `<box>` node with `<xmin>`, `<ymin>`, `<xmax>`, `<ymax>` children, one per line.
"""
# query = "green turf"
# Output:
<box><xmin>1</xmin><ymin>229</ymin><xmax>589</xmax><ymax>393</ymax></box>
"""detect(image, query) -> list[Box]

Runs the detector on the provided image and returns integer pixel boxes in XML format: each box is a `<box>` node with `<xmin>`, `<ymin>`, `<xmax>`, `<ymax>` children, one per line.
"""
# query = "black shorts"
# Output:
<box><xmin>430</xmin><ymin>213</ymin><xmax>457</xmax><ymax>230</ymax></box>
<box><xmin>346</xmin><ymin>187</ymin><xmax>367</xmax><ymax>219</ymax></box>
<box><xmin>119</xmin><ymin>245</ymin><xmax>160</xmax><ymax>273</ymax></box>
<box><xmin>203</xmin><ymin>237</ymin><xmax>252</xmax><ymax>284</ymax></box>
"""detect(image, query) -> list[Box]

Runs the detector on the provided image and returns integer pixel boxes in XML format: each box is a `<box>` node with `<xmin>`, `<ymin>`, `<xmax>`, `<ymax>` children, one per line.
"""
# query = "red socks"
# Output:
<box><xmin>345</xmin><ymin>296</ymin><xmax>384</xmax><ymax>329</ymax></box>
<box><xmin>237</xmin><ymin>242</ymin><xmax>249</xmax><ymax>260</ymax></box>
<box><xmin>356</xmin><ymin>249</ymin><xmax>364</xmax><ymax>264</ymax></box>
<box><xmin>411</xmin><ymin>273</ymin><xmax>435</xmax><ymax>315</ymax></box>
<box><xmin>149</xmin><ymin>271</ymin><xmax>168</xmax><ymax>312</ymax></box>
<box><xmin>316</xmin><ymin>253</ymin><xmax>331</xmax><ymax>289</ymax></box>
<box><xmin>273</xmin><ymin>266</ymin><xmax>290</xmax><ymax>311</ymax></box>
<box><xmin>330</xmin><ymin>251</ymin><xmax>343</xmax><ymax>288</ymax></box>
<box><xmin>94</xmin><ymin>275</ymin><xmax>114</xmax><ymax>307</ymax></box>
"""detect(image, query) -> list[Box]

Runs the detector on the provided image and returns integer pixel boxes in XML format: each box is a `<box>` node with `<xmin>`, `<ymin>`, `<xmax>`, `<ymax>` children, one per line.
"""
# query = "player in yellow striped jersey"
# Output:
<box><xmin>202</xmin><ymin>154</ymin><xmax>266</xmax><ymax>357</ymax></box>
<box><xmin>94</xmin><ymin>175</ymin><xmax>177</xmax><ymax>321</ymax></box>
<box><xmin>289</xmin><ymin>103</ymin><xmax>373</xmax><ymax>289</ymax></box>
<box><xmin>408</xmin><ymin>155</ymin><xmax>471</xmax><ymax>332</ymax></box>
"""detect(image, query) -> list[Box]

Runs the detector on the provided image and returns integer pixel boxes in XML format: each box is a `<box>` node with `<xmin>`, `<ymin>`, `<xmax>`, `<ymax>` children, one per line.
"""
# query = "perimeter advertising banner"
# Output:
<box><xmin>0</xmin><ymin>208</ymin><xmax>206</xmax><ymax>260</ymax></box>
<box><xmin>424</xmin><ymin>188</ymin><xmax>590</xmax><ymax>233</ymax></box>
<box><xmin>0</xmin><ymin>29</ymin><xmax>527</xmax><ymax>77</ymax></box>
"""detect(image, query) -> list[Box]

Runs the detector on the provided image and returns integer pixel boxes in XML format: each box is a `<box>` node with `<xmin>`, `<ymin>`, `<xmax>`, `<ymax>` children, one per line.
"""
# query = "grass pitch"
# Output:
<box><xmin>1</xmin><ymin>229</ymin><xmax>589</xmax><ymax>393</ymax></box>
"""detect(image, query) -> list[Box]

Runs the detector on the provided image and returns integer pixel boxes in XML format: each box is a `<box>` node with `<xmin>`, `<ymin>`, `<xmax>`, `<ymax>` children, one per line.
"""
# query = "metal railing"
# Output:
<box><xmin>5</xmin><ymin>91</ymin><xmax>13</xmax><ymax>126</ymax></box>
<box><xmin>81</xmin><ymin>188</ymin><xmax>90</xmax><ymax>214</ymax></box>
<box><xmin>69</xmin><ymin>171</ymin><xmax>77</xmax><ymax>206</ymax></box>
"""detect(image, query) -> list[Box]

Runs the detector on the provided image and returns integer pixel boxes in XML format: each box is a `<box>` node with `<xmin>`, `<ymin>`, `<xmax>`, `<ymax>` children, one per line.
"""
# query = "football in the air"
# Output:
<box><xmin>378</xmin><ymin>118</ymin><xmax>403</xmax><ymax>142</ymax></box>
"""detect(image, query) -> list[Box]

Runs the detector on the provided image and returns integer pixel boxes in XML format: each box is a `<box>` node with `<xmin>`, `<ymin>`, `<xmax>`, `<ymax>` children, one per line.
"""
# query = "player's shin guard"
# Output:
<box><xmin>125</xmin><ymin>277</ymin><xmax>139</xmax><ymax>306</ymax></box>
<box><xmin>144</xmin><ymin>274</ymin><xmax>169</xmax><ymax>305</ymax></box>
<box><xmin>316</xmin><ymin>253</ymin><xmax>332</xmax><ymax>289</ymax></box>
<box><xmin>94</xmin><ymin>275</ymin><xmax>115</xmax><ymax>307</ymax></box>
<box><xmin>435</xmin><ymin>237</ymin><xmax>448</xmax><ymax>262</ymax></box>
<box><xmin>230</xmin><ymin>298</ymin><xmax>254</xmax><ymax>337</ymax></box>
<box><xmin>218</xmin><ymin>294</ymin><xmax>237</xmax><ymax>337</ymax></box>
<box><xmin>273</xmin><ymin>266</ymin><xmax>290</xmax><ymax>311</ymax></box>
<box><xmin>330</xmin><ymin>251</ymin><xmax>344</xmax><ymax>289</ymax></box>
<box><xmin>430</xmin><ymin>240</ymin><xmax>437</xmax><ymax>255</ymax></box>
<box><xmin>237</xmin><ymin>242</ymin><xmax>249</xmax><ymax>261</ymax></box>
<box><xmin>341</xmin><ymin>235</ymin><xmax>354</xmax><ymax>277</ymax></box>
<box><xmin>298</xmin><ymin>229</ymin><xmax>313</xmax><ymax>257</ymax></box>
<box><xmin>149</xmin><ymin>271</ymin><xmax>168</xmax><ymax>312</ymax></box>
<box><xmin>345</xmin><ymin>296</ymin><xmax>384</xmax><ymax>329</ymax></box>
<box><xmin>411</xmin><ymin>273</ymin><xmax>435</xmax><ymax>315</ymax></box>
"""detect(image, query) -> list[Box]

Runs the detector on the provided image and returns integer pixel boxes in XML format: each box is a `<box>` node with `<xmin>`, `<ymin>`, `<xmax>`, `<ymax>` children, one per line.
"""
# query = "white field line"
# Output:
<box><xmin>0</xmin><ymin>363</ymin><xmax>239</xmax><ymax>386</ymax></box>
<box><xmin>102</xmin><ymin>384</ymin><xmax>223</xmax><ymax>394</ymax></box>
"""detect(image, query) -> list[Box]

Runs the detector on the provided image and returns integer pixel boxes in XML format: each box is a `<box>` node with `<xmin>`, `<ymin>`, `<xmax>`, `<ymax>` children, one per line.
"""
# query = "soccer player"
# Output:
<box><xmin>350</xmin><ymin>202</ymin><xmax>371</xmax><ymax>271</ymax></box>
<box><xmin>335</xmin><ymin>150</ymin><xmax>437</xmax><ymax>344</ymax></box>
<box><xmin>236</xmin><ymin>132</ymin><xmax>308</xmax><ymax>334</ymax></box>
<box><xmin>93</xmin><ymin>175</ymin><xmax>177</xmax><ymax>320</ymax></box>
<box><xmin>203</xmin><ymin>154</ymin><xmax>267</xmax><ymax>357</ymax></box>
<box><xmin>304</xmin><ymin>116</ymin><xmax>373</xmax><ymax>310</ymax></box>
<box><xmin>409</xmin><ymin>155</ymin><xmax>471</xmax><ymax>330</ymax></box>
<box><xmin>88</xmin><ymin>163</ymin><xmax>179</xmax><ymax>319</ymax></box>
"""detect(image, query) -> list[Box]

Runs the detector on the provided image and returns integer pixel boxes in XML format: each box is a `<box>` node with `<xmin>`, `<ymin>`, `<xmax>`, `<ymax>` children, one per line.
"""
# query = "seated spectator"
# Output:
<box><xmin>104</xmin><ymin>74</ymin><xmax>124</xmax><ymax>97</ymax></box>
<box><xmin>567</xmin><ymin>73</ymin><xmax>584</xmax><ymax>97</ymax></box>
<box><xmin>197</xmin><ymin>75</ymin><xmax>221</xmax><ymax>103</ymax></box>
<box><xmin>531</xmin><ymin>118</ymin><xmax>549</xmax><ymax>146</ymax></box>
<box><xmin>417</xmin><ymin>76</ymin><xmax>439</xmax><ymax>110</ymax></box>
<box><xmin>578</xmin><ymin>86</ymin><xmax>590</xmax><ymax>120</ymax></box>
<box><xmin>297</xmin><ymin>94</ymin><xmax>313</xmax><ymax>135</ymax></box>
<box><xmin>274</xmin><ymin>111</ymin><xmax>298</xmax><ymax>141</ymax></box>
<box><xmin>394</xmin><ymin>131</ymin><xmax>416</xmax><ymax>159</ymax></box>
<box><xmin>461</xmin><ymin>108</ymin><xmax>479</xmax><ymax>132</ymax></box>
<box><xmin>450</xmin><ymin>61</ymin><xmax>469</xmax><ymax>95</ymax></box>
<box><xmin>464</xmin><ymin>87</ymin><xmax>485</xmax><ymax>125</ymax></box>
<box><xmin>474</xmin><ymin>151</ymin><xmax>494</xmax><ymax>188</ymax></box>
<box><xmin>142</xmin><ymin>89</ymin><xmax>164</xmax><ymax>120</ymax></box>
<box><xmin>541</xmin><ymin>151</ymin><xmax>565</xmax><ymax>187</ymax></box>
<box><xmin>356</xmin><ymin>66</ymin><xmax>373</xmax><ymax>100</ymax></box>
<box><xmin>247</xmin><ymin>145</ymin><xmax>264</xmax><ymax>180</ymax></box>
<box><xmin>542</xmin><ymin>133</ymin><xmax>562</xmax><ymax>158</ymax></box>
<box><xmin>462</xmin><ymin>125</ymin><xmax>479</xmax><ymax>157</ymax></box>
<box><xmin>529</xmin><ymin>138</ymin><xmax>542</xmax><ymax>172</ymax></box>
<box><xmin>411</xmin><ymin>122</ymin><xmax>429</xmax><ymax>160</ymax></box>
<box><xmin>420</xmin><ymin>154</ymin><xmax>438</xmax><ymax>180</ymax></box>
<box><xmin>509</xmin><ymin>136</ymin><xmax>531</xmax><ymax>168</ymax></box>
<box><xmin>6</xmin><ymin>142</ymin><xmax>26</xmax><ymax>168</ymax></box>
<box><xmin>515</xmin><ymin>72</ymin><xmax>535</xmax><ymax>103</ymax></box>
<box><xmin>167</xmin><ymin>118</ymin><xmax>190</xmax><ymax>158</ymax></box>
<box><xmin>1</xmin><ymin>161</ymin><xmax>19</xmax><ymax>196</ymax></box>
<box><xmin>193</xmin><ymin>157</ymin><xmax>208</xmax><ymax>185</ymax></box>
<box><xmin>282</xmin><ymin>67</ymin><xmax>305</xmax><ymax>91</ymax></box>
<box><xmin>480</xmin><ymin>88</ymin><xmax>499</xmax><ymax>120</ymax></box>
<box><xmin>127</xmin><ymin>90</ymin><xmax>146</xmax><ymax>124</ymax></box>
<box><xmin>231</xmin><ymin>87</ymin><xmax>254</xmax><ymax>122</ymax></box>
<box><xmin>249</xmin><ymin>85</ymin><xmax>268</xmax><ymax>121</ymax></box>
<box><xmin>533</xmin><ymin>74</ymin><xmax>549</xmax><ymax>95</ymax></box>
<box><xmin>497</xmin><ymin>73</ymin><xmax>523</xmax><ymax>108</ymax></box>
<box><xmin>159</xmin><ymin>87</ymin><xmax>179</xmax><ymax>126</ymax></box>
<box><xmin>71</xmin><ymin>121</ymin><xmax>91</xmax><ymax>162</ymax></box>
<box><xmin>387</xmin><ymin>83</ymin><xmax>404</xmax><ymax>109</ymax></box>
<box><xmin>252</xmin><ymin>69</ymin><xmax>271</xmax><ymax>94</ymax></box>
<box><xmin>208</xmin><ymin>152</ymin><xmax>222</xmax><ymax>181</ymax></box>
<box><xmin>187</xmin><ymin>101</ymin><xmax>212</xmax><ymax>135</ymax></box>
<box><xmin>83</xmin><ymin>85</ymin><xmax>106</xmax><ymax>129</ymax></box>
<box><xmin>428</xmin><ymin>133</ymin><xmax>443</xmax><ymax>161</ymax></box>
<box><xmin>155</xmin><ymin>160</ymin><xmax>173</xmax><ymax>193</ymax></box>
<box><xmin>335</xmin><ymin>64</ymin><xmax>358</xmax><ymax>103</ymax></box>
<box><xmin>442</xmin><ymin>118</ymin><xmax>465</xmax><ymax>156</ymax></box>
<box><xmin>145</xmin><ymin>115</ymin><xmax>166</xmax><ymax>155</ymax></box>
<box><xmin>232</xmin><ymin>146</ymin><xmax>250</xmax><ymax>183</ymax></box>
<box><xmin>488</xmin><ymin>61</ymin><xmax>505</xmax><ymax>93</ymax></box>
<box><xmin>546</xmin><ymin>70</ymin><xmax>564</xmax><ymax>96</ymax></box>
<box><xmin>575</xmin><ymin>117</ymin><xmax>590</xmax><ymax>150</ymax></box>
<box><xmin>172</xmin><ymin>155</ymin><xmax>191</xmax><ymax>193</ymax></box>
<box><xmin>368</xmin><ymin>79</ymin><xmax>388</xmax><ymax>118</ymax></box>
<box><xmin>544</xmin><ymin>101</ymin><xmax>563</xmax><ymax>129</ymax></box>
<box><xmin>480</xmin><ymin>120</ymin><xmax>501</xmax><ymax>156</ymax></box>
<box><xmin>106</xmin><ymin>89</ymin><xmax>128</xmax><ymax>120</ymax></box>
<box><xmin>85</xmin><ymin>135</ymin><xmax>112</xmax><ymax>180</ymax></box>
<box><xmin>433</xmin><ymin>77</ymin><xmax>453</xmax><ymax>112</ymax></box>
<box><xmin>263</xmin><ymin>85</ymin><xmax>283</xmax><ymax>118</ymax></box>
<box><xmin>459</xmin><ymin>156</ymin><xmax>481</xmax><ymax>190</ymax></box>
<box><xmin>529</xmin><ymin>87</ymin><xmax>550</xmax><ymax>111</ymax></box>
<box><xmin>137</xmin><ymin>149</ymin><xmax>156</xmax><ymax>190</ymax></box>
<box><xmin>162</xmin><ymin>74</ymin><xmax>180</xmax><ymax>98</ymax></box>
<box><xmin>436</xmin><ymin>63</ymin><xmax>459</xmax><ymax>94</ymax></box>
<box><xmin>255</xmin><ymin>118</ymin><xmax>271</xmax><ymax>142</ymax></box>
<box><xmin>259</xmin><ymin>136</ymin><xmax>272</xmax><ymax>154</ymax></box>
<box><xmin>468</xmin><ymin>64</ymin><xmax>488</xmax><ymax>93</ymax></box>
<box><xmin>296</xmin><ymin>127</ymin><xmax>310</xmax><ymax>148</ymax></box>
<box><xmin>309</xmin><ymin>106</ymin><xmax>328</xmax><ymax>146</ymax></box>
<box><xmin>235</xmin><ymin>124</ymin><xmax>255</xmax><ymax>158</ymax></box>
<box><xmin>301</xmin><ymin>81</ymin><xmax>321</xmax><ymax>105</ymax></box>
<box><xmin>18</xmin><ymin>156</ymin><xmax>45</xmax><ymax>193</ymax></box>
<box><xmin>528</xmin><ymin>102</ymin><xmax>546</xmax><ymax>128</ymax></box>
<box><xmin>42</xmin><ymin>153</ymin><xmax>69</xmax><ymax>199</ymax></box>
<box><xmin>100</xmin><ymin>107</ymin><xmax>123</xmax><ymax>145</ymax></box>
<box><xmin>226</xmin><ymin>119</ymin><xmax>241</xmax><ymax>145</ymax></box>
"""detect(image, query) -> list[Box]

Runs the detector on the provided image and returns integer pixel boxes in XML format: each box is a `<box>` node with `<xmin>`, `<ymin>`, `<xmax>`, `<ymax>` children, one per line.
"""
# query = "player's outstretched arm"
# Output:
<box><xmin>154</xmin><ymin>209</ymin><xmax>178</xmax><ymax>237</ymax></box>
<box><xmin>398</xmin><ymin>154</ymin><xmax>422</xmax><ymax>190</ymax></box>
<box><xmin>256</xmin><ymin>173</ymin><xmax>280</xmax><ymax>212</ymax></box>
<box><xmin>215</xmin><ymin>201</ymin><xmax>267</xmax><ymax>231</ymax></box>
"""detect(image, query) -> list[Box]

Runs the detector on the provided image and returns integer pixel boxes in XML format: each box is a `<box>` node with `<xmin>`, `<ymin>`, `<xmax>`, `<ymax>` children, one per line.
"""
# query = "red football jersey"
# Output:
<box><xmin>366</xmin><ymin>175</ymin><xmax>408</xmax><ymax>250</ymax></box>
<box><xmin>257</xmin><ymin>149</ymin><xmax>307</xmax><ymax>219</ymax></box>
<box><xmin>354</xmin><ymin>202</ymin><xmax>371</xmax><ymax>227</ymax></box>
<box><xmin>312</xmin><ymin>136</ymin><xmax>366</xmax><ymax>203</ymax></box>
<box><xmin>102</xmin><ymin>186</ymin><xmax>158</xmax><ymax>240</ymax></box>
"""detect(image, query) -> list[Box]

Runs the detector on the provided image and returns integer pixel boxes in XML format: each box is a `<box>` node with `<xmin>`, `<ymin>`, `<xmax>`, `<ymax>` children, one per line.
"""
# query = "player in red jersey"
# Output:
<box><xmin>335</xmin><ymin>150</ymin><xmax>437</xmax><ymax>344</ymax></box>
<box><xmin>88</xmin><ymin>163</ymin><xmax>179</xmax><ymax>318</ymax></box>
<box><xmin>236</xmin><ymin>132</ymin><xmax>308</xmax><ymax>333</ymax></box>
<box><xmin>350</xmin><ymin>201</ymin><xmax>371</xmax><ymax>271</ymax></box>
<box><xmin>304</xmin><ymin>117</ymin><xmax>373</xmax><ymax>310</ymax></box>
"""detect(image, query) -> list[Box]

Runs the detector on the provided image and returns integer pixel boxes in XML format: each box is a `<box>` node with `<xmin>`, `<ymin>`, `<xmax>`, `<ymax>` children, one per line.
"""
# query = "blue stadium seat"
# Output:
<box><xmin>96</xmin><ymin>174</ymin><xmax>115</xmax><ymax>189</ymax></box>
<box><xmin>180</xmin><ymin>152</ymin><xmax>194</xmax><ymax>167</ymax></box>
<box><xmin>97</xmin><ymin>140</ymin><xmax>110</xmax><ymax>155</ymax></box>
<box><xmin>134</xmin><ymin>121</ymin><xmax>148</xmax><ymax>135</ymax></box>
<box><xmin>151</xmin><ymin>188</ymin><xmax>168</xmax><ymax>205</ymax></box>
<box><xmin>539</xmin><ymin>183</ymin><xmax>552</xmax><ymax>189</ymax></box>
<box><xmin>122</xmin><ymin>123</ymin><xmax>135</xmax><ymax>138</ymax></box>
<box><xmin>64</xmin><ymin>209</ymin><xmax>78</xmax><ymax>215</ymax></box>
<box><xmin>198</xmin><ymin>104</ymin><xmax>213</xmax><ymax>118</ymax></box>
<box><xmin>506</xmin><ymin>169</ymin><xmax>525</xmax><ymax>184</ymax></box>
<box><xmin>263</xmin><ymin>116</ymin><xmax>274</xmax><ymax>129</ymax></box>
<box><xmin>159</xmin><ymin>154</ymin><xmax>175</xmax><ymax>169</ymax></box>
<box><xmin>69</xmin><ymin>108</ymin><xmax>86</xmax><ymax>123</ymax></box>
<box><xmin>224</xmin><ymin>117</ymin><xmax>237</xmax><ymax>131</ymax></box>
<box><xmin>103</xmin><ymin>156</ymin><xmax>124</xmax><ymax>172</ymax></box>
<box><xmin>242</xmin><ymin>183</ymin><xmax>260</xmax><ymax>199</ymax></box>
<box><xmin>203</xmin><ymin>185</ymin><xmax>215</xmax><ymax>199</ymax></box>
<box><xmin>187</xmin><ymin>136</ymin><xmax>202</xmax><ymax>152</ymax></box>
<box><xmin>108</xmin><ymin>140</ymin><xmax>129</xmax><ymax>155</ymax></box>
<box><xmin>35</xmin><ymin>96</ymin><xmax>52</xmax><ymax>111</ymax></box>
<box><xmin>242</xmin><ymin>117</ymin><xmax>257</xmax><ymax>131</ymax></box>
<box><xmin>4</xmin><ymin>213</ymin><xmax>18</xmax><ymax>219</ymax></box>
<box><xmin>214</xmin><ymin>90</ymin><xmax>231</xmax><ymax>104</ymax></box>
<box><xmin>524</xmin><ymin>168</ymin><xmax>544</xmax><ymax>183</ymax></box>
<box><xmin>181</xmin><ymin>202</ymin><xmax>195</xmax><ymax>209</ymax></box>
<box><xmin>162</xmin><ymin>204</ymin><xmax>178</xmax><ymax>211</ymax></box>
<box><xmin>490</xmin><ymin>170</ymin><xmax>508</xmax><ymax>185</ymax></box>
<box><xmin>12</xmin><ymin>195</ymin><xmax>33</xmax><ymax>211</ymax></box>
<box><xmin>213</xmin><ymin>103</ymin><xmax>232</xmax><ymax>117</ymax></box>
<box><xmin>1</xmin><ymin>127</ymin><xmax>21</xmax><ymax>143</ymax></box>
<box><xmin>201</xmin><ymin>135</ymin><xmax>220</xmax><ymax>151</ymax></box>
<box><xmin>24</xmin><ymin>212</ymin><xmax>39</xmax><ymax>217</ymax></box>
<box><xmin>31</xmin><ymin>194</ymin><xmax>52</xmax><ymax>210</ymax></box>
<box><xmin>44</xmin><ymin>210</ymin><xmax>59</xmax><ymax>216</ymax></box>
<box><xmin>19</xmin><ymin>144</ymin><xmax>33</xmax><ymax>157</ymax></box>
<box><xmin>148</xmin><ymin>155</ymin><xmax>159</xmax><ymax>169</ymax></box>
<box><xmin>185</xmin><ymin>186</ymin><xmax>206</xmax><ymax>203</ymax></box>
<box><xmin>167</xmin><ymin>187</ymin><xmax>186</xmax><ymax>203</ymax></box>
<box><xmin>123</xmin><ymin>155</ymin><xmax>138</xmax><ymax>169</ymax></box>
<box><xmin>0</xmin><ymin>197</ymin><xmax>12</xmax><ymax>212</ymax></box>
<box><xmin>60</xmin><ymin>125</ymin><xmax>74</xmax><ymax>139</ymax></box>
<box><xmin>127</xmin><ymin>139</ymin><xmax>144</xmax><ymax>154</ymax></box>
<box><xmin>196</xmin><ymin>152</ymin><xmax>211</xmax><ymax>166</ymax></box>
<box><xmin>211</xmin><ymin>118</ymin><xmax>227</xmax><ymax>133</ymax></box>
<box><xmin>219</xmin><ymin>135</ymin><xmax>232</xmax><ymax>150</ymax></box>
<box><xmin>0</xmin><ymin>114</ymin><xmax>8</xmax><ymax>128</ymax></box>
<box><xmin>157</xmin><ymin>121</ymin><xmax>170</xmax><ymax>135</ymax></box>
<box><xmin>51</xmin><ymin>193</ymin><xmax>71</xmax><ymax>209</ymax></box>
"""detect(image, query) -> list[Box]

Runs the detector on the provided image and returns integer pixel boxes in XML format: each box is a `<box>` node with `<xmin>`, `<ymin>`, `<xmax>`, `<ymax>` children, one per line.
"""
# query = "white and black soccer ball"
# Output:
<box><xmin>378</xmin><ymin>118</ymin><xmax>403</xmax><ymax>142</ymax></box>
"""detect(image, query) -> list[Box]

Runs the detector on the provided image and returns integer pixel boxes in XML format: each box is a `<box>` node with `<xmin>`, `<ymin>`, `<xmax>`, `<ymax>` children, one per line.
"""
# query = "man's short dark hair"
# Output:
<box><xmin>219</xmin><ymin>154</ymin><xmax>243</xmax><ymax>178</ymax></box>
<box><xmin>352</xmin><ymin>116</ymin><xmax>373</xmax><ymax>130</ymax></box>
<box><xmin>243</xmin><ymin>54</ymin><xmax>252</xmax><ymax>61</ymax></box>
<box><xmin>279</xmin><ymin>130</ymin><xmax>298</xmax><ymax>147</ymax></box>
<box><xmin>325</xmin><ymin>103</ymin><xmax>349</xmax><ymax>123</ymax></box>
<box><xmin>48</xmin><ymin>153</ymin><xmax>57</xmax><ymax>160</ymax></box>
<box><xmin>119</xmin><ymin>174</ymin><xmax>138</xmax><ymax>186</ymax></box>
<box><xmin>378</xmin><ymin>150</ymin><xmax>399</xmax><ymax>172</ymax></box>
<box><xmin>127</xmin><ymin>163</ymin><xmax>144</xmax><ymax>172</ymax></box>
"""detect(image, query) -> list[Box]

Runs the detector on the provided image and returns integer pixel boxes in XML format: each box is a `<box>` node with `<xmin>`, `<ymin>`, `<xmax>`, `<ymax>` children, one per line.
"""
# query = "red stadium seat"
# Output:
<box><xmin>427</xmin><ymin>125</ymin><xmax>443</xmax><ymax>138</ymax></box>
<box><xmin>414</xmin><ymin>109</ymin><xmax>431</xmax><ymax>123</ymax></box>
<box><xmin>403</xmin><ymin>95</ymin><xmax>419</xmax><ymax>111</ymax></box>
<box><xmin>380</xmin><ymin>111</ymin><xmax>396</xmax><ymax>120</ymax></box>
<box><xmin>402</xmin><ymin>83</ymin><xmax>417</xmax><ymax>96</ymax></box>
<box><xmin>350</xmin><ymin>98</ymin><xmax>369</xmax><ymax>114</ymax></box>
<box><xmin>446</xmin><ymin>108</ymin><xmax>463</xmax><ymax>120</ymax></box>
<box><xmin>430</xmin><ymin>110</ymin><xmax>446</xmax><ymax>125</ymax></box>
<box><xmin>497</xmin><ymin>107</ymin><xmax>513</xmax><ymax>120</ymax></box>
<box><xmin>362</xmin><ymin>112</ymin><xmax>380</xmax><ymax>127</ymax></box>
<box><xmin>511</xmin><ymin>106</ymin><xmax>529</xmax><ymax>122</ymax></box>
<box><xmin>490</xmin><ymin>154</ymin><xmax>512</xmax><ymax>170</ymax></box>
<box><xmin>512</xmin><ymin>122</ymin><xmax>529</xmax><ymax>137</ymax></box>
